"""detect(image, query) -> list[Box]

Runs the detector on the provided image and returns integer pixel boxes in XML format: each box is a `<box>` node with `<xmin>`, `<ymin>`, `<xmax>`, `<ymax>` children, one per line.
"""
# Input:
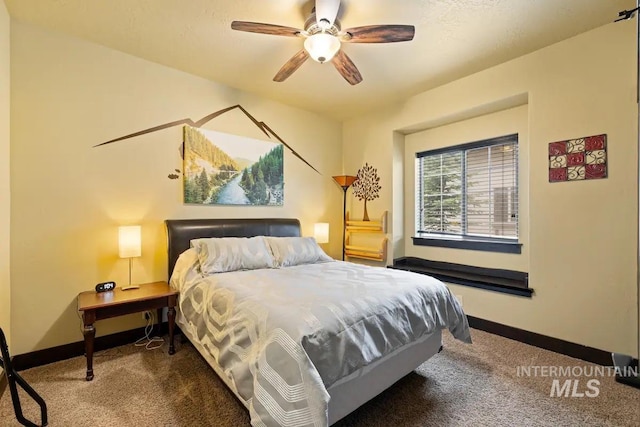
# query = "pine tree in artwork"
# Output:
<box><xmin>196</xmin><ymin>169</ymin><xmax>210</xmax><ymax>203</ymax></box>
<box><xmin>352</xmin><ymin>163</ymin><xmax>381</xmax><ymax>221</ymax></box>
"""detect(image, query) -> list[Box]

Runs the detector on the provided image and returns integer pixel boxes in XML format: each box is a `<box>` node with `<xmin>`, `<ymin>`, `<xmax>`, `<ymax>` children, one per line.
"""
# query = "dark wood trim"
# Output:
<box><xmin>412</xmin><ymin>236</ymin><xmax>522</xmax><ymax>254</ymax></box>
<box><xmin>391</xmin><ymin>257</ymin><xmax>532</xmax><ymax>297</ymax></box>
<box><xmin>9</xmin><ymin>314</ymin><xmax>613</xmax><ymax>376</ymax></box>
<box><xmin>468</xmin><ymin>316</ymin><xmax>612</xmax><ymax>366</ymax></box>
<box><xmin>12</xmin><ymin>322</ymin><xmax>177</xmax><ymax>371</ymax></box>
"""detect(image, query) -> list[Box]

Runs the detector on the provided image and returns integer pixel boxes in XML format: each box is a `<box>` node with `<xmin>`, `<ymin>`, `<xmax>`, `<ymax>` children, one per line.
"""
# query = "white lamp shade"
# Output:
<box><xmin>119</xmin><ymin>225</ymin><xmax>141</xmax><ymax>258</ymax></box>
<box><xmin>304</xmin><ymin>33</ymin><xmax>341</xmax><ymax>63</ymax></box>
<box><xmin>314</xmin><ymin>223</ymin><xmax>330</xmax><ymax>244</ymax></box>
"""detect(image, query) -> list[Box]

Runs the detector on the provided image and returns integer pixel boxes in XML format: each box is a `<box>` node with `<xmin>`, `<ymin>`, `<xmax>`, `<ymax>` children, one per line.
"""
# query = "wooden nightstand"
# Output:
<box><xmin>77</xmin><ymin>281</ymin><xmax>178</xmax><ymax>381</ymax></box>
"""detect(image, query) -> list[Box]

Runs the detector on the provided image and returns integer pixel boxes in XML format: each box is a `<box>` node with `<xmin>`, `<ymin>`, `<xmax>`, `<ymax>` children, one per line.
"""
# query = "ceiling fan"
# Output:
<box><xmin>231</xmin><ymin>0</ymin><xmax>415</xmax><ymax>85</ymax></box>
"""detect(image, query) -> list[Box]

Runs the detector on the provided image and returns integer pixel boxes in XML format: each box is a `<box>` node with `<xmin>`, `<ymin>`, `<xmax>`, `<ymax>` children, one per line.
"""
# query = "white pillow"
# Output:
<box><xmin>169</xmin><ymin>248</ymin><xmax>201</xmax><ymax>292</ymax></box>
<box><xmin>265</xmin><ymin>236</ymin><xmax>333</xmax><ymax>267</ymax></box>
<box><xmin>191</xmin><ymin>236</ymin><xmax>275</xmax><ymax>274</ymax></box>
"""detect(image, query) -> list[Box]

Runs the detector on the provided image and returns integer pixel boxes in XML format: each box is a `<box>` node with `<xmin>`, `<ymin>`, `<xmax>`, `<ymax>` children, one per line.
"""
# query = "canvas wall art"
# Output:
<box><xmin>548</xmin><ymin>134</ymin><xmax>607</xmax><ymax>182</ymax></box>
<box><xmin>183</xmin><ymin>126</ymin><xmax>283</xmax><ymax>205</ymax></box>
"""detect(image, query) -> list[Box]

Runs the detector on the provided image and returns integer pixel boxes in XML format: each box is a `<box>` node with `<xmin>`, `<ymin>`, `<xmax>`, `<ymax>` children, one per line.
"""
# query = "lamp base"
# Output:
<box><xmin>611</xmin><ymin>353</ymin><xmax>640</xmax><ymax>389</ymax></box>
<box><xmin>122</xmin><ymin>257</ymin><xmax>139</xmax><ymax>291</ymax></box>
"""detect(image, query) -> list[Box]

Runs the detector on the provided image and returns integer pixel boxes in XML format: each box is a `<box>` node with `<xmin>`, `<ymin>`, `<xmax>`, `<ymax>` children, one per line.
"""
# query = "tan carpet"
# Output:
<box><xmin>1</xmin><ymin>329</ymin><xmax>639</xmax><ymax>426</ymax></box>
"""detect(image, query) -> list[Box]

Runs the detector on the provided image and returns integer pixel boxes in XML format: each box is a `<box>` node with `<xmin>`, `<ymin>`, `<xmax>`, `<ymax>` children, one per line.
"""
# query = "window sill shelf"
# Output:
<box><xmin>390</xmin><ymin>256</ymin><xmax>532</xmax><ymax>297</ymax></box>
<box><xmin>412</xmin><ymin>235</ymin><xmax>522</xmax><ymax>254</ymax></box>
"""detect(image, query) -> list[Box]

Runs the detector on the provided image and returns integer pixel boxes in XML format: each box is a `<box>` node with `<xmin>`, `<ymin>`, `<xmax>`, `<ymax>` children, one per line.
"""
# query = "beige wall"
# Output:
<box><xmin>0</xmin><ymin>0</ymin><xmax>10</xmax><ymax>348</ymax></box>
<box><xmin>404</xmin><ymin>105</ymin><xmax>530</xmax><ymax>272</ymax></box>
<box><xmin>6</xmin><ymin>15</ymin><xmax>638</xmax><ymax>359</ymax></box>
<box><xmin>10</xmin><ymin>22</ymin><xmax>343</xmax><ymax>355</ymax></box>
<box><xmin>343</xmin><ymin>22</ymin><xmax>638</xmax><ymax>356</ymax></box>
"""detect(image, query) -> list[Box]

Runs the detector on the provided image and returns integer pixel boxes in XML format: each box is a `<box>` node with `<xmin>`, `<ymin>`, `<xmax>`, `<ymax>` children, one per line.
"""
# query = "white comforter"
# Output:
<box><xmin>171</xmin><ymin>254</ymin><xmax>471</xmax><ymax>427</ymax></box>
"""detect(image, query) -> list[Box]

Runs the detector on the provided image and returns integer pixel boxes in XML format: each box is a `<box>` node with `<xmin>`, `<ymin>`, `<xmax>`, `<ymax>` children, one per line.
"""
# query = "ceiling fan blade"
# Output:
<box><xmin>231</xmin><ymin>21</ymin><xmax>302</xmax><ymax>37</ymax></box>
<box><xmin>273</xmin><ymin>50</ymin><xmax>310</xmax><ymax>82</ymax></box>
<box><xmin>315</xmin><ymin>0</ymin><xmax>340</xmax><ymax>28</ymax></box>
<box><xmin>331</xmin><ymin>50</ymin><xmax>363</xmax><ymax>85</ymax></box>
<box><xmin>343</xmin><ymin>25</ymin><xmax>415</xmax><ymax>43</ymax></box>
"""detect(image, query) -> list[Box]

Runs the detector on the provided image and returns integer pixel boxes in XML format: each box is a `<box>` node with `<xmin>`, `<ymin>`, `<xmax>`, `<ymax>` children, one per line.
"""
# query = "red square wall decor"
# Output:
<box><xmin>548</xmin><ymin>134</ymin><xmax>607</xmax><ymax>182</ymax></box>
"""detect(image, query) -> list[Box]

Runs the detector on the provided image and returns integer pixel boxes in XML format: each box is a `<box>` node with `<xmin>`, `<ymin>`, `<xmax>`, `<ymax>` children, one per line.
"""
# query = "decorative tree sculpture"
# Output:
<box><xmin>352</xmin><ymin>163</ymin><xmax>381</xmax><ymax>221</ymax></box>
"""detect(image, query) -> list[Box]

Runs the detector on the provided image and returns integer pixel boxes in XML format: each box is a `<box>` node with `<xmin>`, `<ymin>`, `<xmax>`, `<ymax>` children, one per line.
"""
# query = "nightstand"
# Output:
<box><xmin>77</xmin><ymin>281</ymin><xmax>178</xmax><ymax>381</ymax></box>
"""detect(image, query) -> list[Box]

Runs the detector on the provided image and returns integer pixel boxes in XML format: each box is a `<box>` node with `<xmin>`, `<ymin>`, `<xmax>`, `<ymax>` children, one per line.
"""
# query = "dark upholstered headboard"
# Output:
<box><xmin>165</xmin><ymin>218</ymin><xmax>301</xmax><ymax>279</ymax></box>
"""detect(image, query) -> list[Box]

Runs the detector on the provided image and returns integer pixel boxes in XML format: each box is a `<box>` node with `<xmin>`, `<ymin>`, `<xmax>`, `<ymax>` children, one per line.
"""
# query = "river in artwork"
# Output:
<box><xmin>216</xmin><ymin>173</ymin><xmax>250</xmax><ymax>204</ymax></box>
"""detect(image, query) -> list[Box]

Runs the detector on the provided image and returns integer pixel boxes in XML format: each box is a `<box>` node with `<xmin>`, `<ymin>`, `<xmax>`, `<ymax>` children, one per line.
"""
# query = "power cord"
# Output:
<box><xmin>134</xmin><ymin>311</ymin><xmax>165</xmax><ymax>350</ymax></box>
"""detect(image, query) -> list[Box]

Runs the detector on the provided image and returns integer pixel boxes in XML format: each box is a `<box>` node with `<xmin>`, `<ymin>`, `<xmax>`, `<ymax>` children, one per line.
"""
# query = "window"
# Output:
<box><xmin>414</xmin><ymin>134</ymin><xmax>520</xmax><ymax>253</ymax></box>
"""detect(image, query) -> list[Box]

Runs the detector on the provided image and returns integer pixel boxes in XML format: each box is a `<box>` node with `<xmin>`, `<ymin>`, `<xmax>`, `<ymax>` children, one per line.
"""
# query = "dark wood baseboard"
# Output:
<box><xmin>468</xmin><ymin>315</ymin><xmax>612</xmax><ymax>366</ymax></box>
<box><xmin>12</xmin><ymin>322</ymin><xmax>174</xmax><ymax>371</ymax></box>
<box><xmin>10</xmin><ymin>316</ymin><xmax>613</xmax><ymax>371</ymax></box>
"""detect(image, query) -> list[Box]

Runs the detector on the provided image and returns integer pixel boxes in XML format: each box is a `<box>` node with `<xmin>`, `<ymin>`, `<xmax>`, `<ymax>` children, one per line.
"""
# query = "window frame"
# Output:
<box><xmin>413</xmin><ymin>134</ymin><xmax>522</xmax><ymax>254</ymax></box>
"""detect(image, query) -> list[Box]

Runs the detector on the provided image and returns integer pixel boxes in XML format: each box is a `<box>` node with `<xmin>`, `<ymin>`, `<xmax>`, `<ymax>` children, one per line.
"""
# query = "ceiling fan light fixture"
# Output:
<box><xmin>304</xmin><ymin>33</ymin><xmax>340</xmax><ymax>63</ymax></box>
<box><xmin>230</xmin><ymin>0</ymin><xmax>414</xmax><ymax>84</ymax></box>
<box><xmin>318</xmin><ymin>18</ymin><xmax>332</xmax><ymax>31</ymax></box>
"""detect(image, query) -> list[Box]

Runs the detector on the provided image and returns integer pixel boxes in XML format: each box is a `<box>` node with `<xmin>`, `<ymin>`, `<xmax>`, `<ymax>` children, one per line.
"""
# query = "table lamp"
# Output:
<box><xmin>314</xmin><ymin>223</ymin><xmax>329</xmax><ymax>244</ymax></box>
<box><xmin>119</xmin><ymin>225</ymin><xmax>141</xmax><ymax>290</ymax></box>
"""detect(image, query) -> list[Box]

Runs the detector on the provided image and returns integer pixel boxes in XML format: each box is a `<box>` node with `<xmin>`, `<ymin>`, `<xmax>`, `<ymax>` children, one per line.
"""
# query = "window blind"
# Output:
<box><xmin>416</xmin><ymin>134</ymin><xmax>518</xmax><ymax>240</ymax></box>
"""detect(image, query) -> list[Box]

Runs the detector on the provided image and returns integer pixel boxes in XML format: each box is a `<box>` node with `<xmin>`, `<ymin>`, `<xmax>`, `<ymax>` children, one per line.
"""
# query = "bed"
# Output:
<box><xmin>165</xmin><ymin>218</ymin><xmax>471</xmax><ymax>426</ymax></box>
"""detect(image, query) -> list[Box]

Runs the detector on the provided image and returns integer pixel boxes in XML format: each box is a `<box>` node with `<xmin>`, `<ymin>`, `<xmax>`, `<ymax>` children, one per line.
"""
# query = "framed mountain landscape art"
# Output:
<box><xmin>183</xmin><ymin>126</ymin><xmax>283</xmax><ymax>205</ymax></box>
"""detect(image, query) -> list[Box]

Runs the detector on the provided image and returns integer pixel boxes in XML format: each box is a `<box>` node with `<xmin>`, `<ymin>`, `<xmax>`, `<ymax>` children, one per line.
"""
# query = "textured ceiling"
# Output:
<box><xmin>5</xmin><ymin>0</ymin><xmax>636</xmax><ymax>120</ymax></box>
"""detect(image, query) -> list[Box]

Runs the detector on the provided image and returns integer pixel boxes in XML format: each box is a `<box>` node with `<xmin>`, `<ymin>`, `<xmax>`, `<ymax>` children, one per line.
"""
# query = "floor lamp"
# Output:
<box><xmin>612</xmin><ymin>2</ymin><xmax>640</xmax><ymax>389</ymax></box>
<box><xmin>333</xmin><ymin>175</ymin><xmax>357</xmax><ymax>261</ymax></box>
